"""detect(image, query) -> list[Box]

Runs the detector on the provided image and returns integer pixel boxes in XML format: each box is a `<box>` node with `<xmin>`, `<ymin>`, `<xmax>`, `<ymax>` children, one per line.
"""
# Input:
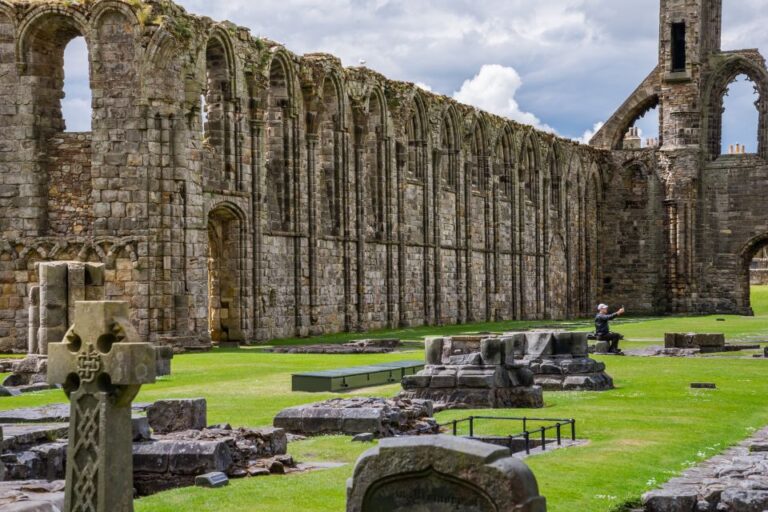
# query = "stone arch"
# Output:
<box><xmin>703</xmin><ymin>54</ymin><xmax>768</xmax><ymax>159</ymax></box>
<box><xmin>16</xmin><ymin>5</ymin><xmax>91</xmax><ymax>73</ymax></box>
<box><xmin>585</xmin><ymin>163</ymin><xmax>603</xmax><ymax>309</ymax></box>
<box><xmin>548</xmin><ymin>143</ymin><xmax>564</xmax><ymax>218</ymax></box>
<box><xmin>90</xmin><ymin>1</ymin><xmax>140</xmax><ymax>31</ymax></box>
<box><xmin>495</xmin><ymin>124</ymin><xmax>515</xmax><ymax>199</ymax></box>
<box><xmin>436</xmin><ymin>105</ymin><xmax>461</xmax><ymax>190</ymax></box>
<box><xmin>203</xmin><ymin>28</ymin><xmax>238</xmax><ymax>186</ymax></box>
<box><xmin>405</xmin><ymin>91</ymin><xmax>428</xmax><ymax>182</ymax></box>
<box><xmin>317</xmin><ymin>72</ymin><xmax>346</xmax><ymax>236</ymax></box>
<box><xmin>738</xmin><ymin>233</ymin><xmax>768</xmax><ymax>314</ymax></box>
<box><xmin>517</xmin><ymin>132</ymin><xmax>543</xmax><ymax>318</ymax></box>
<box><xmin>547</xmin><ymin>233</ymin><xmax>568</xmax><ymax>319</ymax></box>
<box><xmin>364</xmin><ymin>86</ymin><xmax>388</xmax><ymax>240</ymax></box>
<box><xmin>467</xmin><ymin>115</ymin><xmax>489</xmax><ymax>193</ymax></box>
<box><xmin>207</xmin><ymin>202</ymin><xmax>247</xmax><ymax>343</ymax></box>
<box><xmin>265</xmin><ymin>50</ymin><xmax>299</xmax><ymax>232</ymax></box>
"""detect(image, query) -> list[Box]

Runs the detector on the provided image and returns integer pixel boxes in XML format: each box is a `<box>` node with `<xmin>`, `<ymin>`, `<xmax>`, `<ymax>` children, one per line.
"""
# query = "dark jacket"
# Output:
<box><xmin>595</xmin><ymin>313</ymin><xmax>618</xmax><ymax>336</ymax></box>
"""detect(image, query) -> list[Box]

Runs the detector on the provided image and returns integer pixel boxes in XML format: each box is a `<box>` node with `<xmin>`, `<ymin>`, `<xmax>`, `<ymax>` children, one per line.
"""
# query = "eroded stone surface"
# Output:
<box><xmin>274</xmin><ymin>397</ymin><xmax>437</xmax><ymax>437</ymax></box>
<box><xmin>346</xmin><ymin>435</ymin><xmax>546</xmax><ymax>512</ymax></box>
<box><xmin>643</xmin><ymin>426</ymin><xmax>768</xmax><ymax>512</ymax></box>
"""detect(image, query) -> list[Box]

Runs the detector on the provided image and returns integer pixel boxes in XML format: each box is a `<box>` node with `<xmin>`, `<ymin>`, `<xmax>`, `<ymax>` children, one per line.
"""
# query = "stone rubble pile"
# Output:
<box><xmin>274</xmin><ymin>397</ymin><xmax>438</xmax><ymax>437</ymax></box>
<box><xmin>0</xmin><ymin>398</ymin><xmax>292</xmax><ymax>497</ymax></box>
<box><xmin>643</xmin><ymin>426</ymin><xmax>768</xmax><ymax>512</ymax></box>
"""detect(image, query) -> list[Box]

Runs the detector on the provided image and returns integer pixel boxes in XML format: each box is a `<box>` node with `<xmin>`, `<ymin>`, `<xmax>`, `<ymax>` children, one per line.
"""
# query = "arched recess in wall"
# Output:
<box><xmin>204</xmin><ymin>30</ymin><xmax>238</xmax><ymax>188</ymax></box>
<box><xmin>495</xmin><ymin>125</ymin><xmax>515</xmax><ymax>200</ymax></box>
<box><xmin>364</xmin><ymin>88</ymin><xmax>387</xmax><ymax>240</ymax></box>
<box><xmin>468</xmin><ymin>117</ymin><xmax>488</xmax><ymax>193</ymax></box>
<box><xmin>406</xmin><ymin>94</ymin><xmax>428</xmax><ymax>184</ymax></box>
<box><xmin>565</xmin><ymin>154</ymin><xmax>583</xmax><ymax>316</ymax></box>
<box><xmin>585</xmin><ymin>165</ymin><xmax>603</xmax><ymax>310</ymax></box>
<box><xmin>18</xmin><ymin>8</ymin><xmax>93</xmax><ymax>236</ymax></box>
<box><xmin>437</xmin><ymin>108</ymin><xmax>460</xmax><ymax>190</ymax></box>
<box><xmin>518</xmin><ymin>133</ymin><xmax>541</xmax><ymax>318</ymax></box>
<box><xmin>703</xmin><ymin>56</ymin><xmax>768</xmax><ymax>159</ymax></box>
<box><xmin>549</xmin><ymin>145</ymin><xmax>563</xmax><ymax>219</ymax></box>
<box><xmin>318</xmin><ymin>74</ymin><xmax>344</xmax><ymax>236</ymax></box>
<box><xmin>265</xmin><ymin>52</ymin><xmax>296</xmax><ymax>232</ymax></box>
<box><xmin>207</xmin><ymin>203</ymin><xmax>247</xmax><ymax>343</ymax></box>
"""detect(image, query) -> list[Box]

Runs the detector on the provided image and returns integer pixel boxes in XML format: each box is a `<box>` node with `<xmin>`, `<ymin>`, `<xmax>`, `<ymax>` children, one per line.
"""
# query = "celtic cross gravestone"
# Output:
<box><xmin>48</xmin><ymin>301</ymin><xmax>156</xmax><ymax>512</ymax></box>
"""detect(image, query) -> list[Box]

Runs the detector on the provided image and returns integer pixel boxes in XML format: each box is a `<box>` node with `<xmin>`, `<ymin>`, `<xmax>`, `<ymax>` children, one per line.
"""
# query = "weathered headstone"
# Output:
<box><xmin>346</xmin><ymin>435</ymin><xmax>546</xmax><ymax>512</ymax></box>
<box><xmin>47</xmin><ymin>301</ymin><xmax>156</xmax><ymax>512</ymax></box>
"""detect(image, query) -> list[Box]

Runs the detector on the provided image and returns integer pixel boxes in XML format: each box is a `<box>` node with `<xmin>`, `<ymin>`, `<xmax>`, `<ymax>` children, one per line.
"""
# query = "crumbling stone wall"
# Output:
<box><xmin>0</xmin><ymin>0</ymin><xmax>627</xmax><ymax>351</ymax></box>
<box><xmin>593</xmin><ymin>0</ymin><xmax>768</xmax><ymax>316</ymax></box>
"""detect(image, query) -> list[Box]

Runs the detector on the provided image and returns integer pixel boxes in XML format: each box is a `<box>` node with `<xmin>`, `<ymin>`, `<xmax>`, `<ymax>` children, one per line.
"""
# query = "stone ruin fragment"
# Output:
<box><xmin>399</xmin><ymin>335</ymin><xmax>544</xmax><ymax>410</ymax></box>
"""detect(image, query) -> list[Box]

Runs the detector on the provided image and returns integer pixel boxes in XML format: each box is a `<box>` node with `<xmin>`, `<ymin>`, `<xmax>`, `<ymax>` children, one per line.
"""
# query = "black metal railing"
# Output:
<box><xmin>436</xmin><ymin>416</ymin><xmax>577</xmax><ymax>455</ymax></box>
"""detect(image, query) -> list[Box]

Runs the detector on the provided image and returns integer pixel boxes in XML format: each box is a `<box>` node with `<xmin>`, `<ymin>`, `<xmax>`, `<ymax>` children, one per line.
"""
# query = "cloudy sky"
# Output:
<box><xmin>63</xmin><ymin>0</ymin><xmax>767</xmax><ymax>150</ymax></box>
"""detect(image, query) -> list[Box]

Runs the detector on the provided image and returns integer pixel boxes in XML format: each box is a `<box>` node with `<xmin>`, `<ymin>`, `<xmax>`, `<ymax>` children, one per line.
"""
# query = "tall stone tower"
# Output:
<box><xmin>658</xmin><ymin>0</ymin><xmax>722</xmax><ymax>149</ymax></box>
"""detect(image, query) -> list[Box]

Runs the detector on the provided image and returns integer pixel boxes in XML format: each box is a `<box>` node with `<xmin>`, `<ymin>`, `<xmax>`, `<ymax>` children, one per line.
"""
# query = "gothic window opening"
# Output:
<box><xmin>406</xmin><ymin>109</ymin><xmax>425</xmax><ymax>182</ymax></box>
<box><xmin>496</xmin><ymin>129</ymin><xmax>514</xmax><ymax>199</ymax></box>
<box><xmin>520</xmin><ymin>140</ymin><xmax>537</xmax><ymax>202</ymax></box>
<box><xmin>365</xmin><ymin>93</ymin><xmax>386</xmax><ymax>240</ymax></box>
<box><xmin>266</xmin><ymin>58</ymin><xmax>293</xmax><ymax>232</ymax></box>
<box><xmin>671</xmin><ymin>22</ymin><xmax>686</xmax><ymax>72</ymax></box>
<box><xmin>720</xmin><ymin>74</ymin><xmax>759</xmax><ymax>155</ymax></box>
<box><xmin>469</xmin><ymin>126</ymin><xmax>486</xmax><ymax>193</ymax></box>
<box><xmin>550</xmin><ymin>154</ymin><xmax>562</xmax><ymax>215</ymax></box>
<box><xmin>62</xmin><ymin>37</ymin><xmax>91</xmax><ymax>132</ymax></box>
<box><xmin>205</xmin><ymin>36</ymin><xmax>235</xmax><ymax>186</ymax></box>
<box><xmin>320</xmin><ymin>79</ymin><xmax>342</xmax><ymax>236</ymax></box>
<box><xmin>439</xmin><ymin>114</ymin><xmax>458</xmax><ymax>189</ymax></box>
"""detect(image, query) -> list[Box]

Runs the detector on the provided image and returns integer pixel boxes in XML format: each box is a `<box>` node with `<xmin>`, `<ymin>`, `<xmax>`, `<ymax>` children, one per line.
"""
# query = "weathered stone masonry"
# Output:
<box><xmin>592</xmin><ymin>0</ymin><xmax>768</xmax><ymax>316</ymax></box>
<box><xmin>3</xmin><ymin>0</ymin><xmax>754</xmax><ymax>351</ymax></box>
<box><xmin>0</xmin><ymin>0</ymin><xmax>622</xmax><ymax>351</ymax></box>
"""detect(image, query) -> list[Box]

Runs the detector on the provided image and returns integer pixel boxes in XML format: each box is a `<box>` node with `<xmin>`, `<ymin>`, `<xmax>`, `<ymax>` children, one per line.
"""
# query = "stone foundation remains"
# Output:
<box><xmin>271</xmin><ymin>339</ymin><xmax>401</xmax><ymax>354</ymax></box>
<box><xmin>0</xmin><ymin>399</ymin><xmax>291</xmax><ymax>497</ymax></box>
<box><xmin>273</xmin><ymin>397</ymin><xmax>438</xmax><ymax>437</ymax></box>
<box><xmin>520</xmin><ymin>332</ymin><xmax>614</xmax><ymax>391</ymax></box>
<box><xmin>642</xmin><ymin>426</ymin><xmax>768</xmax><ymax>512</ymax></box>
<box><xmin>399</xmin><ymin>335</ymin><xmax>544</xmax><ymax>410</ymax></box>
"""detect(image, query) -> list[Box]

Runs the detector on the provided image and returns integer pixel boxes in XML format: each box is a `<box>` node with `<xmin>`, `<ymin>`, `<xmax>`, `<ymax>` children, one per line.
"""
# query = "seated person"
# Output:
<box><xmin>595</xmin><ymin>304</ymin><xmax>625</xmax><ymax>353</ymax></box>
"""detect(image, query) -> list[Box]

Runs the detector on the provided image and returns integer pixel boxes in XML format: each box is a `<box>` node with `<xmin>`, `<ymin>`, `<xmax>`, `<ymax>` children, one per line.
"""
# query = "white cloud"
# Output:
<box><xmin>415</xmin><ymin>82</ymin><xmax>433</xmax><ymax>92</ymax></box>
<box><xmin>452</xmin><ymin>64</ymin><xmax>554</xmax><ymax>132</ymax></box>
<box><xmin>575</xmin><ymin>121</ymin><xmax>604</xmax><ymax>144</ymax></box>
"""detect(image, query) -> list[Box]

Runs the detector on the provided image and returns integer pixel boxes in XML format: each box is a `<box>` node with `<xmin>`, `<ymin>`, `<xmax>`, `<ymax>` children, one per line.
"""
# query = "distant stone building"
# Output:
<box><xmin>0</xmin><ymin>0</ymin><xmax>763</xmax><ymax>351</ymax></box>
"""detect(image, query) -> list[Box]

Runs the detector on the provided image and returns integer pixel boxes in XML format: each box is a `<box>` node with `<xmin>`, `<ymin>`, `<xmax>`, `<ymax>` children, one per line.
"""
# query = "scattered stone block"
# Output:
<box><xmin>147</xmin><ymin>398</ymin><xmax>207</xmax><ymax>434</ymax></box>
<box><xmin>665</xmin><ymin>333</ymin><xmax>725</xmax><ymax>353</ymax></box>
<box><xmin>524</xmin><ymin>332</ymin><xmax>614</xmax><ymax>391</ymax></box>
<box><xmin>352</xmin><ymin>433</ymin><xmax>375</xmax><ymax>443</ymax></box>
<box><xmin>690</xmin><ymin>383</ymin><xmax>717</xmax><ymax>389</ymax></box>
<box><xmin>346</xmin><ymin>435</ymin><xmax>546</xmax><ymax>512</ymax></box>
<box><xmin>194</xmin><ymin>471</ymin><xmax>230</xmax><ymax>488</ymax></box>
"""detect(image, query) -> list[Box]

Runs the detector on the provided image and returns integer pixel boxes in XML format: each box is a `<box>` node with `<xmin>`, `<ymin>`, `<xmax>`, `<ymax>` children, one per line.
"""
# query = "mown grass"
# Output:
<box><xmin>1</xmin><ymin>288</ymin><xmax>768</xmax><ymax>511</ymax></box>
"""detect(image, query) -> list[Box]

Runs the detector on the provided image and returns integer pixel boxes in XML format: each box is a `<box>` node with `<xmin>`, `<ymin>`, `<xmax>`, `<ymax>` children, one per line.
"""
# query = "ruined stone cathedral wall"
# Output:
<box><xmin>0</xmin><ymin>0</ymin><xmax>631</xmax><ymax>350</ymax></box>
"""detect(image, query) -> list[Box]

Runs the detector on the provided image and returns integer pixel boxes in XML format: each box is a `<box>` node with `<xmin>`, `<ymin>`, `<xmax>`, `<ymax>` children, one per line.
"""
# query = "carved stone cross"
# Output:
<box><xmin>48</xmin><ymin>301</ymin><xmax>156</xmax><ymax>512</ymax></box>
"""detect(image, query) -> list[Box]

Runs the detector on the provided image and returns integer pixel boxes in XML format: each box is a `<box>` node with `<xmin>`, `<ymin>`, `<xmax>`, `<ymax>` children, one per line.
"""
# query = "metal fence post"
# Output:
<box><xmin>469</xmin><ymin>416</ymin><xmax>474</xmax><ymax>438</ymax></box>
<box><xmin>524</xmin><ymin>431</ymin><xmax>530</xmax><ymax>455</ymax></box>
<box><xmin>572</xmin><ymin>419</ymin><xmax>576</xmax><ymax>441</ymax></box>
<box><xmin>452</xmin><ymin>420</ymin><xmax>457</xmax><ymax>436</ymax></box>
<box><xmin>541</xmin><ymin>427</ymin><xmax>546</xmax><ymax>451</ymax></box>
<box><xmin>556</xmin><ymin>423</ymin><xmax>562</xmax><ymax>446</ymax></box>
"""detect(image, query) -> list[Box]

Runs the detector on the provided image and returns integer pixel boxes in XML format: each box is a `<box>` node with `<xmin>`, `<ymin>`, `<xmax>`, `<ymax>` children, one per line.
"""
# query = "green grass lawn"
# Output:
<box><xmin>3</xmin><ymin>288</ymin><xmax>768</xmax><ymax>511</ymax></box>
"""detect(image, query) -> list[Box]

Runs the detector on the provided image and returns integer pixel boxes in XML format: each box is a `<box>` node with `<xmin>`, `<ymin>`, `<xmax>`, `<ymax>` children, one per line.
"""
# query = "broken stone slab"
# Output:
<box><xmin>147</xmin><ymin>398</ymin><xmax>207</xmax><ymax>434</ymax></box>
<box><xmin>133</xmin><ymin>439</ymin><xmax>234</xmax><ymax>495</ymax></box>
<box><xmin>643</xmin><ymin>488</ymin><xmax>699</xmax><ymax>512</ymax></box>
<box><xmin>0</xmin><ymin>403</ymin><xmax>149</xmax><ymax>427</ymax></box>
<box><xmin>691</xmin><ymin>383</ymin><xmax>717</xmax><ymax>389</ymax></box>
<box><xmin>195</xmin><ymin>471</ymin><xmax>229</xmax><ymax>488</ymax></box>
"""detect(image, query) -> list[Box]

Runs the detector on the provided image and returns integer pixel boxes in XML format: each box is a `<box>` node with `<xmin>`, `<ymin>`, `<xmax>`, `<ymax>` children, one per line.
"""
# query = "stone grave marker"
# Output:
<box><xmin>48</xmin><ymin>301</ymin><xmax>156</xmax><ymax>512</ymax></box>
<box><xmin>346</xmin><ymin>435</ymin><xmax>546</xmax><ymax>512</ymax></box>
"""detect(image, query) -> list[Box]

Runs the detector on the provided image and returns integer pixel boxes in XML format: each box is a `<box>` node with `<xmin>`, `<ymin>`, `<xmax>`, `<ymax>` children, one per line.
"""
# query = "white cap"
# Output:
<box><xmin>597</xmin><ymin>304</ymin><xmax>608</xmax><ymax>310</ymax></box>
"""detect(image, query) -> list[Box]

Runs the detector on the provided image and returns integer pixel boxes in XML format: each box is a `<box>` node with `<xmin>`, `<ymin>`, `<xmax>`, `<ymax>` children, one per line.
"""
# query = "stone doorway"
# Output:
<box><xmin>207</xmin><ymin>206</ymin><xmax>245</xmax><ymax>343</ymax></box>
